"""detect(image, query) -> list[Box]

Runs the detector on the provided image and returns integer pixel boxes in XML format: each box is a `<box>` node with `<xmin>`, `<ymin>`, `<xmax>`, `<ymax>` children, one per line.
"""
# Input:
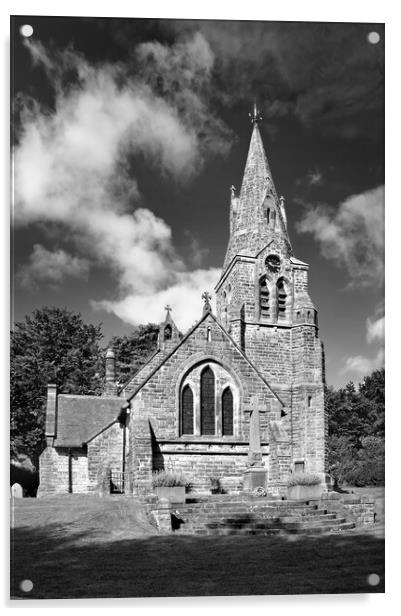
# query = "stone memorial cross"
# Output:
<box><xmin>245</xmin><ymin>395</ymin><xmax>268</xmax><ymax>467</ymax></box>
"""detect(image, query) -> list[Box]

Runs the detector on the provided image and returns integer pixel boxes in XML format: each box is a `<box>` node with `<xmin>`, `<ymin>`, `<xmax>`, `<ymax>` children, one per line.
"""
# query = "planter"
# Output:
<box><xmin>155</xmin><ymin>486</ymin><xmax>186</xmax><ymax>504</ymax></box>
<box><xmin>287</xmin><ymin>484</ymin><xmax>323</xmax><ymax>501</ymax></box>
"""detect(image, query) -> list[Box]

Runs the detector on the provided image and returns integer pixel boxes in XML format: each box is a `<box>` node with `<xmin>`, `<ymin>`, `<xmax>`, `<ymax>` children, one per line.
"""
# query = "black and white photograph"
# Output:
<box><xmin>9</xmin><ymin>9</ymin><xmax>385</xmax><ymax>601</ymax></box>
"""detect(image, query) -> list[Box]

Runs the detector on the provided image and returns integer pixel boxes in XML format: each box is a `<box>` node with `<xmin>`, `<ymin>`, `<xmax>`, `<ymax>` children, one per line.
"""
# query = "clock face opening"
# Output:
<box><xmin>265</xmin><ymin>254</ymin><xmax>281</xmax><ymax>272</ymax></box>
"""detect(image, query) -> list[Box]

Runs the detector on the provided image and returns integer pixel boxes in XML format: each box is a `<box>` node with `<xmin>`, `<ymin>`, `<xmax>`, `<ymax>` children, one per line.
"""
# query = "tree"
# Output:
<box><xmin>11</xmin><ymin>307</ymin><xmax>104</xmax><ymax>465</ymax></box>
<box><xmin>108</xmin><ymin>324</ymin><xmax>159</xmax><ymax>385</ymax></box>
<box><xmin>359</xmin><ymin>369</ymin><xmax>385</xmax><ymax>438</ymax></box>
<box><xmin>326</xmin><ymin>368</ymin><xmax>385</xmax><ymax>486</ymax></box>
<box><xmin>328</xmin><ymin>435</ymin><xmax>358</xmax><ymax>486</ymax></box>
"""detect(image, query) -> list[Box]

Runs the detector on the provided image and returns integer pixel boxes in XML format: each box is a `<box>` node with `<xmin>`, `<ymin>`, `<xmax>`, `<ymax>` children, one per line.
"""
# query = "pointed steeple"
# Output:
<box><xmin>240</xmin><ymin>120</ymin><xmax>278</xmax><ymax>209</ymax></box>
<box><xmin>223</xmin><ymin>109</ymin><xmax>291</xmax><ymax>269</ymax></box>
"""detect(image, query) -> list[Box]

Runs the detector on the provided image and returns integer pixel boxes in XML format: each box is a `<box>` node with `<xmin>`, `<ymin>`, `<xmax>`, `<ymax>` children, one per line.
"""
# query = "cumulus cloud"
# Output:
<box><xmin>17</xmin><ymin>244</ymin><xmax>90</xmax><ymax>290</ymax></box>
<box><xmin>366</xmin><ymin>315</ymin><xmax>385</xmax><ymax>344</ymax></box>
<box><xmin>296</xmin><ymin>186</ymin><xmax>384</xmax><ymax>287</ymax></box>
<box><xmin>162</xmin><ymin>21</ymin><xmax>383</xmax><ymax>139</ymax></box>
<box><xmin>13</xmin><ymin>36</ymin><xmax>232</xmax><ymax>329</ymax></box>
<box><xmin>307</xmin><ymin>168</ymin><xmax>323</xmax><ymax>186</ymax></box>
<box><xmin>93</xmin><ymin>267</ymin><xmax>220</xmax><ymax>332</ymax></box>
<box><xmin>342</xmin><ymin>310</ymin><xmax>384</xmax><ymax>377</ymax></box>
<box><xmin>342</xmin><ymin>348</ymin><xmax>384</xmax><ymax>377</ymax></box>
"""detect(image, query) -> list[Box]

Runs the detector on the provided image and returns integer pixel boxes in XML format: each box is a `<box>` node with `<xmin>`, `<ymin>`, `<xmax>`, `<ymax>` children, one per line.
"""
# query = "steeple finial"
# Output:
<box><xmin>249</xmin><ymin>102</ymin><xmax>262</xmax><ymax>124</ymax></box>
<box><xmin>202</xmin><ymin>291</ymin><xmax>212</xmax><ymax>315</ymax></box>
<box><xmin>165</xmin><ymin>304</ymin><xmax>172</xmax><ymax>315</ymax></box>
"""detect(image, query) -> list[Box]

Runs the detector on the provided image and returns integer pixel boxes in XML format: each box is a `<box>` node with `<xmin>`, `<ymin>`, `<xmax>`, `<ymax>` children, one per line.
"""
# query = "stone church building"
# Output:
<box><xmin>38</xmin><ymin>112</ymin><xmax>327</xmax><ymax>497</ymax></box>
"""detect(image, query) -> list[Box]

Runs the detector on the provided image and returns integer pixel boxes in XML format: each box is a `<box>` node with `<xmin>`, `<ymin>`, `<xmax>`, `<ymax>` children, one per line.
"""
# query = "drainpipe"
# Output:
<box><xmin>290</xmin><ymin>384</ymin><xmax>294</xmax><ymax>470</ymax></box>
<box><xmin>121</xmin><ymin>402</ymin><xmax>131</xmax><ymax>493</ymax></box>
<box><xmin>68</xmin><ymin>448</ymin><xmax>73</xmax><ymax>493</ymax></box>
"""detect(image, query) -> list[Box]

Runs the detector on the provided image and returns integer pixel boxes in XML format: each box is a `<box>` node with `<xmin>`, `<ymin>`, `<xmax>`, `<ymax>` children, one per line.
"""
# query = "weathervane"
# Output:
<box><xmin>249</xmin><ymin>102</ymin><xmax>263</xmax><ymax>124</ymax></box>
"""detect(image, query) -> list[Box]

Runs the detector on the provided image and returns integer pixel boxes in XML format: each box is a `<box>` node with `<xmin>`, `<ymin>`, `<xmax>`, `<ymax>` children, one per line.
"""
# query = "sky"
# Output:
<box><xmin>10</xmin><ymin>16</ymin><xmax>384</xmax><ymax>388</ymax></box>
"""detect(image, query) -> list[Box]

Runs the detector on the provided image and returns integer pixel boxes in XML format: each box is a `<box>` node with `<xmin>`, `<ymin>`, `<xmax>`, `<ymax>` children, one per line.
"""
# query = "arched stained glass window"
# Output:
<box><xmin>181</xmin><ymin>385</ymin><xmax>194</xmax><ymax>435</ymax></box>
<box><xmin>222</xmin><ymin>387</ymin><xmax>234</xmax><ymax>436</ymax></box>
<box><xmin>200</xmin><ymin>366</ymin><xmax>215</xmax><ymax>435</ymax></box>
<box><xmin>259</xmin><ymin>276</ymin><xmax>270</xmax><ymax>320</ymax></box>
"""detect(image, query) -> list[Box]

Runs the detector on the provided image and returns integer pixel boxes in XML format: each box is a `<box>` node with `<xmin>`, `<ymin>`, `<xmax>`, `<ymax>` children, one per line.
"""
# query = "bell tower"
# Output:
<box><xmin>215</xmin><ymin>107</ymin><xmax>327</xmax><ymax>479</ymax></box>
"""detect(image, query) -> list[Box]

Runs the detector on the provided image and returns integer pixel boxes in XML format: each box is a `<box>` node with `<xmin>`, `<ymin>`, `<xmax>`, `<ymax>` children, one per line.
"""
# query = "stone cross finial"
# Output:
<box><xmin>202</xmin><ymin>291</ymin><xmax>212</xmax><ymax>315</ymax></box>
<box><xmin>230</xmin><ymin>185</ymin><xmax>236</xmax><ymax>197</ymax></box>
<box><xmin>249</xmin><ymin>102</ymin><xmax>263</xmax><ymax>124</ymax></box>
<box><xmin>165</xmin><ymin>304</ymin><xmax>172</xmax><ymax>314</ymax></box>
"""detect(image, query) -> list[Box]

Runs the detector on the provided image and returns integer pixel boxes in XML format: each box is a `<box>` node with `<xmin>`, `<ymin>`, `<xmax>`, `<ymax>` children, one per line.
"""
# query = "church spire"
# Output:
<box><xmin>222</xmin><ymin>107</ymin><xmax>291</xmax><ymax>269</ymax></box>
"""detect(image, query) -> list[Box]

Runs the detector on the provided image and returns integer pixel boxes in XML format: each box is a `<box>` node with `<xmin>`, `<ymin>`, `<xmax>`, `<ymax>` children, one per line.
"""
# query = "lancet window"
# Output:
<box><xmin>259</xmin><ymin>276</ymin><xmax>270</xmax><ymax>320</ymax></box>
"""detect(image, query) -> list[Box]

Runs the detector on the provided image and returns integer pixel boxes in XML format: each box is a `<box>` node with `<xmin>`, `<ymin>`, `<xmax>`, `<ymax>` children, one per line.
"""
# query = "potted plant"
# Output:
<box><xmin>152</xmin><ymin>471</ymin><xmax>189</xmax><ymax>504</ymax></box>
<box><xmin>287</xmin><ymin>472</ymin><xmax>323</xmax><ymax>501</ymax></box>
<box><xmin>209</xmin><ymin>476</ymin><xmax>223</xmax><ymax>494</ymax></box>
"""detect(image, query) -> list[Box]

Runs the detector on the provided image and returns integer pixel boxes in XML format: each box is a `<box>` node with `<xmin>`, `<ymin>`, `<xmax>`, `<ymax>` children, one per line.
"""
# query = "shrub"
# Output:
<box><xmin>152</xmin><ymin>470</ymin><xmax>190</xmax><ymax>489</ymax></box>
<box><xmin>287</xmin><ymin>472</ymin><xmax>321</xmax><ymax>487</ymax></box>
<box><xmin>209</xmin><ymin>476</ymin><xmax>224</xmax><ymax>494</ymax></box>
<box><xmin>328</xmin><ymin>434</ymin><xmax>384</xmax><ymax>487</ymax></box>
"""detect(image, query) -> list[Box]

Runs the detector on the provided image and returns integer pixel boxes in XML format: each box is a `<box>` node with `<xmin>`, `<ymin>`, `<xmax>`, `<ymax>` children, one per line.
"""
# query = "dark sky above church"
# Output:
<box><xmin>11</xmin><ymin>16</ymin><xmax>384</xmax><ymax>388</ymax></box>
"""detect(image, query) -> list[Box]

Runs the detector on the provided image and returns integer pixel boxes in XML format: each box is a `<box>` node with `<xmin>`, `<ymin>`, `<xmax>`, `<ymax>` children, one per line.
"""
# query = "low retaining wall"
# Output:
<box><xmin>321</xmin><ymin>492</ymin><xmax>375</xmax><ymax>526</ymax></box>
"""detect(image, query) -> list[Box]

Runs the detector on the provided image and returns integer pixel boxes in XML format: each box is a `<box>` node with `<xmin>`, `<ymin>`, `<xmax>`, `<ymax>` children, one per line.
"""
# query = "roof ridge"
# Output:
<box><xmin>125</xmin><ymin>311</ymin><xmax>215</xmax><ymax>402</ymax></box>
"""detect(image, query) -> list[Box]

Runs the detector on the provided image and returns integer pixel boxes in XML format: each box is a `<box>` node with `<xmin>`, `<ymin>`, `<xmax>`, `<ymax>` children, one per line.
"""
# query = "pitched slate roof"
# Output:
<box><xmin>54</xmin><ymin>395</ymin><xmax>123</xmax><ymax>448</ymax></box>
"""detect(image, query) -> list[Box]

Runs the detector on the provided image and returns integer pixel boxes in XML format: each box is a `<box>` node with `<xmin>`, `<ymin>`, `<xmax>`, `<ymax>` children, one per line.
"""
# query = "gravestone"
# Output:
<box><xmin>11</xmin><ymin>483</ymin><xmax>23</xmax><ymax>498</ymax></box>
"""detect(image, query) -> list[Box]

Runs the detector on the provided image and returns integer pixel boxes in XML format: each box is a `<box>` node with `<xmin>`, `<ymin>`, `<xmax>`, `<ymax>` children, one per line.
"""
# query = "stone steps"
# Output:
<box><xmin>168</xmin><ymin>496</ymin><xmax>356</xmax><ymax>536</ymax></box>
<box><xmin>189</xmin><ymin>521</ymin><xmax>356</xmax><ymax>536</ymax></box>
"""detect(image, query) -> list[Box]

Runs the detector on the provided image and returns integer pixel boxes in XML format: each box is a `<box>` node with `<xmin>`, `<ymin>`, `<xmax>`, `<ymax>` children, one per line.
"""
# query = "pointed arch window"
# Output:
<box><xmin>277</xmin><ymin>278</ymin><xmax>287</xmax><ymax>319</ymax></box>
<box><xmin>271</xmin><ymin>210</ymin><xmax>276</xmax><ymax>228</ymax></box>
<box><xmin>222</xmin><ymin>387</ymin><xmax>234</xmax><ymax>436</ymax></box>
<box><xmin>200</xmin><ymin>366</ymin><xmax>215</xmax><ymax>435</ymax></box>
<box><xmin>164</xmin><ymin>324</ymin><xmax>172</xmax><ymax>340</ymax></box>
<box><xmin>259</xmin><ymin>276</ymin><xmax>270</xmax><ymax>320</ymax></box>
<box><xmin>181</xmin><ymin>385</ymin><xmax>194</xmax><ymax>435</ymax></box>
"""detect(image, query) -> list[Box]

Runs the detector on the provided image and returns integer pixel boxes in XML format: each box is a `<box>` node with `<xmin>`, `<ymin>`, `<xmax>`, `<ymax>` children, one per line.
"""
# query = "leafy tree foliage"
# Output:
<box><xmin>326</xmin><ymin>368</ymin><xmax>384</xmax><ymax>486</ymax></box>
<box><xmin>11</xmin><ymin>307</ymin><xmax>104</xmax><ymax>465</ymax></box>
<box><xmin>108</xmin><ymin>324</ymin><xmax>159</xmax><ymax>385</ymax></box>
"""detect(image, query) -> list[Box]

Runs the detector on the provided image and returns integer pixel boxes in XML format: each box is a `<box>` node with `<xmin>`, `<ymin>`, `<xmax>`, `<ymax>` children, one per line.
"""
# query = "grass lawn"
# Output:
<box><xmin>10</xmin><ymin>490</ymin><xmax>384</xmax><ymax>599</ymax></box>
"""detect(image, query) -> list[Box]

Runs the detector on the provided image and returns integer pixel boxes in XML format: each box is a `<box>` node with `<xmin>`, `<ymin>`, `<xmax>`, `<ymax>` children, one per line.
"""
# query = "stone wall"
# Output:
<box><xmin>38</xmin><ymin>447</ymin><xmax>88</xmax><ymax>496</ymax></box>
<box><xmin>87</xmin><ymin>422</ymin><xmax>126</xmax><ymax>492</ymax></box>
<box><xmin>215</xmin><ymin>231</ymin><xmax>327</xmax><ymax>479</ymax></box>
<box><xmin>127</xmin><ymin>314</ymin><xmax>289</xmax><ymax>494</ymax></box>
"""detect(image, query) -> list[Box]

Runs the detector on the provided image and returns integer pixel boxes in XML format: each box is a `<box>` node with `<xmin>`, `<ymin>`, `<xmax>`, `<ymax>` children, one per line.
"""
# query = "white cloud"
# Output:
<box><xmin>296</xmin><ymin>186</ymin><xmax>384</xmax><ymax>287</ymax></box>
<box><xmin>13</xmin><ymin>37</ymin><xmax>232</xmax><ymax>328</ymax></box>
<box><xmin>93</xmin><ymin>268</ymin><xmax>220</xmax><ymax>332</ymax></box>
<box><xmin>341</xmin><ymin>348</ymin><xmax>384</xmax><ymax>377</ymax></box>
<box><xmin>307</xmin><ymin>168</ymin><xmax>323</xmax><ymax>186</ymax></box>
<box><xmin>342</xmin><ymin>311</ymin><xmax>384</xmax><ymax>377</ymax></box>
<box><xmin>17</xmin><ymin>244</ymin><xmax>89</xmax><ymax>290</ymax></box>
<box><xmin>366</xmin><ymin>315</ymin><xmax>385</xmax><ymax>344</ymax></box>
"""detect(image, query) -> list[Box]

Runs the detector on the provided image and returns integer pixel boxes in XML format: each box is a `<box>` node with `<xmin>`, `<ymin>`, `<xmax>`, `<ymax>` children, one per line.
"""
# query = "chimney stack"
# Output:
<box><xmin>104</xmin><ymin>347</ymin><xmax>117</xmax><ymax>396</ymax></box>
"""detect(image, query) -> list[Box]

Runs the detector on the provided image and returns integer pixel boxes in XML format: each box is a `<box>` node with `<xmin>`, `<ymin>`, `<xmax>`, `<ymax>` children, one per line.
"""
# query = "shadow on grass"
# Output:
<box><xmin>11</xmin><ymin>519</ymin><xmax>384</xmax><ymax>599</ymax></box>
